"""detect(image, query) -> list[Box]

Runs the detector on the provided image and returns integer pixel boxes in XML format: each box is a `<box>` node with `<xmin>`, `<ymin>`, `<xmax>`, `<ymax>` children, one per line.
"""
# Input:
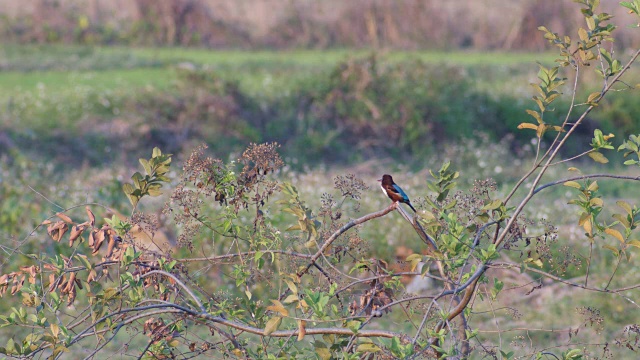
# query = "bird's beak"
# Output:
<box><xmin>377</xmin><ymin>179</ymin><xmax>381</xmax><ymax>182</ymax></box>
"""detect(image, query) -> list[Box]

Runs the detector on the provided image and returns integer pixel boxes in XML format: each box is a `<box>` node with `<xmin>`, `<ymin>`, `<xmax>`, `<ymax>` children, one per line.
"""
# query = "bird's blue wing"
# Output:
<box><xmin>392</xmin><ymin>184</ymin><xmax>410</xmax><ymax>202</ymax></box>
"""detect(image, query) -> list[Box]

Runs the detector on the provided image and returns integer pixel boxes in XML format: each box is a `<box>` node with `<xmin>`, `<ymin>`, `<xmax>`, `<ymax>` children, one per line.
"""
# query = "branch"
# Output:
<box><xmin>396</xmin><ymin>204</ymin><xmax>439</xmax><ymax>252</ymax></box>
<box><xmin>297</xmin><ymin>204</ymin><xmax>397</xmax><ymax>277</ymax></box>
<box><xmin>533</xmin><ymin>174</ymin><xmax>640</xmax><ymax>195</ymax></box>
<box><xmin>490</xmin><ymin>262</ymin><xmax>640</xmax><ymax>308</ymax></box>
<box><xmin>141</xmin><ymin>270</ymin><xmax>205</xmax><ymax>312</ymax></box>
<box><xmin>496</xmin><ymin>49</ymin><xmax>640</xmax><ymax>250</ymax></box>
<box><xmin>177</xmin><ymin>250</ymin><xmax>313</xmax><ymax>263</ymax></box>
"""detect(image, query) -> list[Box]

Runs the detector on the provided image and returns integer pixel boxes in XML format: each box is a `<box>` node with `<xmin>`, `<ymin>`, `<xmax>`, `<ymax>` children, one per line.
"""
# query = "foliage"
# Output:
<box><xmin>3</xmin><ymin>1</ymin><xmax>640</xmax><ymax>359</ymax></box>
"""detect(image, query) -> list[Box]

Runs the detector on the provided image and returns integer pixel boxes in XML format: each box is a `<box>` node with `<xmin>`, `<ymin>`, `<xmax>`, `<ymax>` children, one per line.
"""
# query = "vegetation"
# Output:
<box><xmin>2</xmin><ymin>0</ymin><xmax>640</xmax><ymax>50</ymax></box>
<box><xmin>3</xmin><ymin>1</ymin><xmax>640</xmax><ymax>359</ymax></box>
<box><xmin>0</xmin><ymin>44</ymin><xmax>635</xmax><ymax>167</ymax></box>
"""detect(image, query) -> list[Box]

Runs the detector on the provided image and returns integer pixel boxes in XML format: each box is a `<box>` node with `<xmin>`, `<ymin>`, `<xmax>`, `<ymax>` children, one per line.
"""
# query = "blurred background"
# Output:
<box><xmin>2</xmin><ymin>0</ymin><xmax>640</xmax><ymax>250</ymax></box>
<box><xmin>1</xmin><ymin>0</ymin><xmax>639</xmax><ymax>49</ymax></box>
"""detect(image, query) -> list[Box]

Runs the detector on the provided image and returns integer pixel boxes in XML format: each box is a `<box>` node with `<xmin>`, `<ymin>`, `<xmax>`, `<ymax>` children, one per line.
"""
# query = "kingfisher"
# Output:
<box><xmin>378</xmin><ymin>174</ymin><xmax>417</xmax><ymax>212</ymax></box>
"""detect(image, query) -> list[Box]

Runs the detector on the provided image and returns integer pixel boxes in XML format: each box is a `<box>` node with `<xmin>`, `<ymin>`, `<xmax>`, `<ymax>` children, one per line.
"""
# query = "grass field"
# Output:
<box><xmin>0</xmin><ymin>44</ymin><xmax>558</xmax><ymax>95</ymax></box>
<box><xmin>2</xmin><ymin>44</ymin><xmax>640</xmax><ymax>358</ymax></box>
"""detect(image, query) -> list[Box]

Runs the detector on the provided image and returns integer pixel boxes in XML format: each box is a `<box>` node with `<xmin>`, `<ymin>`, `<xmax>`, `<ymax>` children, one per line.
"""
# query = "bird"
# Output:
<box><xmin>378</xmin><ymin>174</ymin><xmax>417</xmax><ymax>212</ymax></box>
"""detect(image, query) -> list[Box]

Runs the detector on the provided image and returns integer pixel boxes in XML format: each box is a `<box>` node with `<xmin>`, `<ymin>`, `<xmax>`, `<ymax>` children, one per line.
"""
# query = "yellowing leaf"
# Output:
<box><xmin>527</xmin><ymin>258</ymin><xmax>543</xmax><ymax>267</ymax></box>
<box><xmin>356</xmin><ymin>343</ymin><xmax>382</xmax><ymax>352</ymax></box>
<box><xmin>297</xmin><ymin>320</ymin><xmax>306</xmax><ymax>341</ymax></box>
<box><xmin>167</xmin><ymin>339</ymin><xmax>179</xmax><ymax>347</ymax></box>
<box><xmin>267</xmin><ymin>300</ymin><xmax>289</xmax><ymax>317</ymax></box>
<box><xmin>578</xmin><ymin>212</ymin><xmax>590</xmax><ymax>226</ymax></box>
<box><xmin>315</xmin><ymin>347</ymin><xmax>331</xmax><ymax>360</ymax></box>
<box><xmin>605</xmin><ymin>228</ymin><xmax>625</xmax><ymax>243</ymax></box>
<box><xmin>578</xmin><ymin>27</ymin><xmax>589</xmax><ymax>41</ymax></box>
<box><xmin>525</xmin><ymin>110</ymin><xmax>543</xmax><ymax>124</ymax></box>
<box><xmin>563</xmin><ymin>181</ymin><xmax>582</xmax><ymax>189</ymax></box>
<box><xmin>263</xmin><ymin>316</ymin><xmax>282</xmax><ymax>336</ymax></box>
<box><xmin>589</xmin><ymin>198</ymin><xmax>603</xmax><ymax>207</ymax></box>
<box><xmin>627</xmin><ymin>239</ymin><xmax>640</xmax><ymax>249</ymax></box>
<box><xmin>602</xmin><ymin>244</ymin><xmax>620</xmax><ymax>256</ymax></box>
<box><xmin>517</xmin><ymin>122</ymin><xmax>539</xmax><ymax>130</ymax></box>
<box><xmin>588</xmin><ymin>151</ymin><xmax>608</xmax><ymax>163</ymax></box>
<box><xmin>617</xmin><ymin>200</ymin><xmax>633</xmax><ymax>215</ymax></box>
<box><xmin>567</xmin><ymin>167</ymin><xmax>580</xmax><ymax>172</ymax></box>
<box><xmin>583</xmin><ymin>219</ymin><xmax>593</xmax><ymax>236</ymax></box>
<box><xmin>587</xmin><ymin>181</ymin><xmax>599</xmax><ymax>192</ymax></box>
<box><xmin>587</xmin><ymin>92</ymin><xmax>601</xmax><ymax>103</ymax></box>
<box><xmin>406</xmin><ymin>254</ymin><xmax>423</xmax><ymax>262</ymax></box>
<box><xmin>232</xmin><ymin>349</ymin><xmax>244</xmax><ymax>357</ymax></box>
<box><xmin>284</xmin><ymin>279</ymin><xmax>298</xmax><ymax>295</ymax></box>
<box><xmin>283</xmin><ymin>294</ymin><xmax>299</xmax><ymax>304</ymax></box>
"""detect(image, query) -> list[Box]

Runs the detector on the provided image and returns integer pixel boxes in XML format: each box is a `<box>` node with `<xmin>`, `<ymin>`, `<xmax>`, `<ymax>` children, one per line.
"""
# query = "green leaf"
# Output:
<box><xmin>481</xmin><ymin>199</ymin><xmax>503</xmax><ymax>211</ymax></box>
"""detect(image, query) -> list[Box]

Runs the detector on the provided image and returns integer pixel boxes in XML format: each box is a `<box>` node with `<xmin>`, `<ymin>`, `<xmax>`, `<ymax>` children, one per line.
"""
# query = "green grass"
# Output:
<box><xmin>0</xmin><ymin>44</ymin><xmax>558</xmax><ymax>97</ymax></box>
<box><xmin>0</xmin><ymin>67</ymin><xmax>172</xmax><ymax>92</ymax></box>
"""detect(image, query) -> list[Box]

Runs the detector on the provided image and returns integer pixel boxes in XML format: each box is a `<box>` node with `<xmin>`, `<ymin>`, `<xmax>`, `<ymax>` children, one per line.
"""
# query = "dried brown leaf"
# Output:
<box><xmin>48</xmin><ymin>274</ymin><xmax>57</xmax><ymax>293</ymax></box>
<box><xmin>86</xmin><ymin>207</ymin><xmax>95</xmax><ymax>227</ymax></box>
<box><xmin>106</xmin><ymin>234</ymin><xmax>116</xmax><ymax>258</ymax></box>
<box><xmin>69</xmin><ymin>225</ymin><xmax>85</xmax><ymax>247</ymax></box>
<box><xmin>11</xmin><ymin>275</ymin><xmax>25</xmax><ymax>295</ymax></box>
<box><xmin>87</xmin><ymin>269</ymin><xmax>97</xmax><ymax>283</ymax></box>
<box><xmin>88</xmin><ymin>230</ymin><xmax>95</xmax><ymax>247</ymax></box>
<box><xmin>47</xmin><ymin>221</ymin><xmax>69</xmax><ymax>242</ymax></box>
<box><xmin>92</xmin><ymin>230</ymin><xmax>106</xmax><ymax>255</ymax></box>
<box><xmin>67</xmin><ymin>285</ymin><xmax>76</xmax><ymax>305</ymax></box>
<box><xmin>63</xmin><ymin>273</ymin><xmax>76</xmax><ymax>293</ymax></box>
<box><xmin>56</xmin><ymin>213</ymin><xmax>73</xmax><ymax>223</ymax></box>
<box><xmin>297</xmin><ymin>320</ymin><xmax>306</xmax><ymax>341</ymax></box>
